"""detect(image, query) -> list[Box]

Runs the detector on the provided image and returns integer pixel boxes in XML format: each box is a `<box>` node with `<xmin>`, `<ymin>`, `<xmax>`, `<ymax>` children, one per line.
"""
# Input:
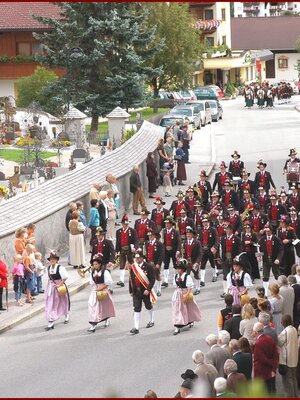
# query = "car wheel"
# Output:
<box><xmin>202</xmin><ymin>118</ymin><xmax>206</xmax><ymax>127</ymax></box>
<box><xmin>219</xmin><ymin>114</ymin><xmax>223</xmax><ymax>120</ymax></box>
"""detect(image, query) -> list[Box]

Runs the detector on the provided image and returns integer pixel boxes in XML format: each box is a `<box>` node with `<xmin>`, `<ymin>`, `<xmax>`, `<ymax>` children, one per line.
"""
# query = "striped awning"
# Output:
<box><xmin>194</xmin><ymin>19</ymin><xmax>222</xmax><ymax>31</ymax></box>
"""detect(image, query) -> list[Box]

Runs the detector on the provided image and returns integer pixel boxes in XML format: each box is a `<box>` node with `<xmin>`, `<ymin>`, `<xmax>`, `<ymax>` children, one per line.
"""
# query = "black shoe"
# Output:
<box><xmin>38</xmin><ymin>290</ymin><xmax>45</xmax><ymax>294</ymax></box>
<box><xmin>161</xmin><ymin>282</ymin><xmax>168</xmax><ymax>288</ymax></box>
<box><xmin>130</xmin><ymin>328</ymin><xmax>139</xmax><ymax>335</ymax></box>
<box><xmin>189</xmin><ymin>323</ymin><xmax>194</xmax><ymax>328</ymax></box>
<box><xmin>146</xmin><ymin>322</ymin><xmax>154</xmax><ymax>328</ymax></box>
<box><xmin>0</xmin><ymin>307</ymin><xmax>6</xmax><ymax>311</ymax></box>
<box><xmin>31</xmin><ymin>292</ymin><xmax>39</xmax><ymax>296</ymax></box>
<box><xmin>116</xmin><ymin>281</ymin><xmax>125</xmax><ymax>287</ymax></box>
<box><xmin>64</xmin><ymin>320</ymin><xmax>69</xmax><ymax>324</ymax></box>
<box><xmin>157</xmin><ymin>291</ymin><xmax>161</xmax><ymax>297</ymax></box>
<box><xmin>73</xmin><ymin>265</ymin><xmax>78</xmax><ymax>269</ymax></box>
<box><xmin>173</xmin><ymin>328</ymin><xmax>180</xmax><ymax>335</ymax></box>
<box><xmin>45</xmin><ymin>325</ymin><xmax>54</xmax><ymax>331</ymax></box>
<box><xmin>87</xmin><ymin>326</ymin><xmax>96</xmax><ymax>333</ymax></box>
<box><xmin>212</xmin><ymin>276</ymin><xmax>217</xmax><ymax>282</ymax></box>
<box><xmin>193</xmin><ymin>289</ymin><xmax>200</xmax><ymax>295</ymax></box>
<box><xmin>200</xmin><ymin>281</ymin><xmax>205</xmax><ymax>287</ymax></box>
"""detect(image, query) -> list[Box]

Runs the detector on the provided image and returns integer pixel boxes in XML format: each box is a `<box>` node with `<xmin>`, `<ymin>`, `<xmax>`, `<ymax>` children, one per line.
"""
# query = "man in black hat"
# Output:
<box><xmin>177</xmin><ymin>208</ymin><xmax>195</xmax><ymax>241</ymax></box>
<box><xmin>194</xmin><ymin>170</ymin><xmax>212</xmax><ymax>207</ymax></box>
<box><xmin>227</xmin><ymin>205</ymin><xmax>242</xmax><ymax>236</ymax></box>
<box><xmin>170</xmin><ymin>190</ymin><xmax>190</xmax><ymax>220</ymax></box>
<box><xmin>266</xmin><ymin>194</ymin><xmax>287</xmax><ymax>234</ymax></box>
<box><xmin>221</xmin><ymin>180</ymin><xmax>239</xmax><ymax>210</ymax></box>
<box><xmin>239</xmin><ymin>189</ymin><xmax>257</xmax><ymax>214</ymax></box>
<box><xmin>194</xmin><ymin>200</ymin><xmax>206</xmax><ymax>232</ymax></box>
<box><xmin>150</xmin><ymin>196</ymin><xmax>170</xmax><ymax>233</ymax></box>
<box><xmin>288</xmin><ymin>184</ymin><xmax>300</xmax><ymax>212</ymax></box>
<box><xmin>249</xmin><ymin>204</ymin><xmax>269</xmax><ymax>239</ymax></box>
<box><xmin>237</xmin><ymin>169</ymin><xmax>255</xmax><ymax>200</ymax></box>
<box><xmin>90</xmin><ymin>226</ymin><xmax>115</xmax><ymax>267</ymax></box>
<box><xmin>162</xmin><ymin>216</ymin><xmax>181</xmax><ymax>287</ymax></box>
<box><xmin>185</xmin><ymin>186</ymin><xmax>201</xmax><ymax>219</ymax></box>
<box><xmin>115</xmin><ymin>215</ymin><xmax>138</xmax><ymax>287</ymax></box>
<box><xmin>179</xmin><ymin>379</ymin><xmax>194</xmax><ymax>398</ymax></box>
<box><xmin>144</xmin><ymin>229</ymin><xmax>164</xmax><ymax>296</ymax></box>
<box><xmin>182</xmin><ymin>226</ymin><xmax>202</xmax><ymax>294</ymax></box>
<box><xmin>258</xmin><ymin>224</ymin><xmax>284</xmax><ymax>293</ymax></box>
<box><xmin>289</xmin><ymin>207</ymin><xmax>300</xmax><ymax>238</ymax></box>
<box><xmin>129</xmin><ymin>249</ymin><xmax>155</xmax><ymax>335</ymax></box>
<box><xmin>278</xmin><ymin>190</ymin><xmax>292</xmax><ymax>213</ymax></box>
<box><xmin>198</xmin><ymin>215</ymin><xmax>220</xmax><ymax>285</ymax></box>
<box><xmin>284</xmin><ymin>149</ymin><xmax>300</xmax><ymax>185</ymax></box>
<box><xmin>134</xmin><ymin>208</ymin><xmax>156</xmax><ymax>247</ymax></box>
<box><xmin>213</xmin><ymin>162</ymin><xmax>232</xmax><ymax>193</ymax></box>
<box><xmin>254</xmin><ymin>185</ymin><xmax>270</xmax><ymax>213</ymax></box>
<box><xmin>254</xmin><ymin>161</ymin><xmax>276</xmax><ymax>194</ymax></box>
<box><xmin>277</xmin><ymin>216</ymin><xmax>297</xmax><ymax>276</ymax></box>
<box><xmin>207</xmin><ymin>191</ymin><xmax>227</xmax><ymax>226</ymax></box>
<box><xmin>229</xmin><ymin>150</ymin><xmax>244</xmax><ymax>180</ymax></box>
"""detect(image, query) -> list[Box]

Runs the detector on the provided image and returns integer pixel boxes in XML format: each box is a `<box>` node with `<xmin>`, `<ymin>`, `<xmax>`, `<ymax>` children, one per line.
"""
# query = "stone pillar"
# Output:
<box><xmin>64</xmin><ymin>107</ymin><xmax>87</xmax><ymax>148</ymax></box>
<box><xmin>106</xmin><ymin>107</ymin><xmax>130</xmax><ymax>148</ymax></box>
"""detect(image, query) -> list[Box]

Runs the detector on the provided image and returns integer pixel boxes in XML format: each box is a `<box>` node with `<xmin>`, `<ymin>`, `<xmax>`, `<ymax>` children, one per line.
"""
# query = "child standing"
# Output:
<box><xmin>35</xmin><ymin>252</ymin><xmax>45</xmax><ymax>294</ymax></box>
<box><xmin>12</xmin><ymin>254</ymin><xmax>25</xmax><ymax>306</ymax></box>
<box><xmin>0</xmin><ymin>257</ymin><xmax>8</xmax><ymax>310</ymax></box>
<box><xmin>162</xmin><ymin>164</ymin><xmax>172</xmax><ymax>197</ymax></box>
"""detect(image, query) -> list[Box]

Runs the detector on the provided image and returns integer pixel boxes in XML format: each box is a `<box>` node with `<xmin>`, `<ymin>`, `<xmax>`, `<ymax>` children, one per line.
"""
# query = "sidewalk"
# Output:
<box><xmin>0</xmin><ymin>125</ymin><xmax>214</xmax><ymax>334</ymax></box>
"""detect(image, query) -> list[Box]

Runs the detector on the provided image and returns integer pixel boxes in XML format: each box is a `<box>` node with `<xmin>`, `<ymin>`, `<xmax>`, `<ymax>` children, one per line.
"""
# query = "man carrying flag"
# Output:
<box><xmin>129</xmin><ymin>249</ymin><xmax>156</xmax><ymax>335</ymax></box>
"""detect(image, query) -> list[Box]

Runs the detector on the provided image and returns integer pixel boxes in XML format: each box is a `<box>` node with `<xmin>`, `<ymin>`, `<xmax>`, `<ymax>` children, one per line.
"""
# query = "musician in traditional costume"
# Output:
<box><xmin>249</xmin><ymin>204</ymin><xmax>269</xmax><ymax>238</ymax></box>
<box><xmin>257</xmin><ymin>87</ymin><xmax>265</xmax><ymax>109</ymax></box>
<box><xmin>115</xmin><ymin>215</ymin><xmax>138</xmax><ymax>287</ymax></box>
<box><xmin>207</xmin><ymin>191</ymin><xmax>227</xmax><ymax>226</ymax></box>
<box><xmin>221</xmin><ymin>180</ymin><xmax>239</xmax><ymax>210</ymax></box>
<box><xmin>266</xmin><ymin>194</ymin><xmax>287</xmax><ymax>234</ymax></box>
<box><xmin>212</xmin><ymin>162</ymin><xmax>232</xmax><ymax>193</ymax></box>
<box><xmin>182</xmin><ymin>226</ymin><xmax>202</xmax><ymax>295</ymax></box>
<box><xmin>238</xmin><ymin>170</ymin><xmax>255</xmax><ymax>200</ymax></box>
<box><xmin>254</xmin><ymin>160</ymin><xmax>276</xmax><ymax>194</ymax></box>
<box><xmin>284</xmin><ymin>149</ymin><xmax>300</xmax><ymax>189</ymax></box>
<box><xmin>45</xmin><ymin>251</ymin><xmax>70</xmax><ymax>331</ymax></box>
<box><xmin>255</xmin><ymin>185</ymin><xmax>270</xmax><ymax>213</ymax></box>
<box><xmin>90</xmin><ymin>226</ymin><xmax>115</xmax><ymax>267</ymax></box>
<box><xmin>258</xmin><ymin>224</ymin><xmax>284</xmax><ymax>293</ymax></box>
<box><xmin>277</xmin><ymin>216</ymin><xmax>297</xmax><ymax>277</ymax></box>
<box><xmin>172</xmin><ymin>259</ymin><xmax>201</xmax><ymax>336</ymax></box>
<box><xmin>134</xmin><ymin>208</ymin><xmax>156</xmax><ymax>248</ymax></box>
<box><xmin>145</xmin><ymin>229</ymin><xmax>164</xmax><ymax>296</ymax></box>
<box><xmin>266</xmin><ymin>87</ymin><xmax>274</xmax><ymax>108</ymax></box>
<box><xmin>170</xmin><ymin>190</ymin><xmax>190</xmax><ymax>220</ymax></box>
<box><xmin>177</xmin><ymin>208</ymin><xmax>195</xmax><ymax>240</ymax></box>
<box><xmin>226</xmin><ymin>260</ymin><xmax>252</xmax><ymax>306</ymax></box>
<box><xmin>150</xmin><ymin>196</ymin><xmax>170</xmax><ymax>233</ymax></box>
<box><xmin>241</xmin><ymin>221</ymin><xmax>260</xmax><ymax>281</ymax></box>
<box><xmin>216</xmin><ymin>215</ymin><xmax>227</xmax><ymax>239</ymax></box>
<box><xmin>129</xmin><ymin>250</ymin><xmax>156</xmax><ymax>335</ymax></box>
<box><xmin>87</xmin><ymin>256</ymin><xmax>115</xmax><ymax>333</ymax></box>
<box><xmin>198</xmin><ymin>215</ymin><xmax>219</xmax><ymax>285</ymax></box>
<box><xmin>244</xmin><ymin>85</ymin><xmax>254</xmax><ymax>108</ymax></box>
<box><xmin>288</xmin><ymin>184</ymin><xmax>300</xmax><ymax>212</ymax></box>
<box><xmin>278</xmin><ymin>190</ymin><xmax>292</xmax><ymax>213</ymax></box>
<box><xmin>194</xmin><ymin>170</ymin><xmax>212</xmax><ymax>207</ymax></box>
<box><xmin>194</xmin><ymin>200</ymin><xmax>206</xmax><ymax>233</ymax></box>
<box><xmin>162</xmin><ymin>216</ymin><xmax>181</xmax><ymax>287</ymax></box>
<box><xmin>229</xmin><ymin>150</ymin><xmax>244</xmax><ymax>180</ymax></box>
<box><xmin>239</xmin><ymin>189</ymin><xmax>257</xmax><ymax>214</ymax></box>
<box><xmin>227</xmin><ymin>205</ymin><xmax>242</xmax><ymax>236</ymax></box>
<box><xmin>185</xmin><ymin>186</ymin><xmax>201</xmax><ymax>219</ymax></box>
<box><xmin>289</xmin><ymin>207</ymin><xmax>300</xmax><ymax>238</ymax></box>
<box><xmin>220</xmin><ymin>224</ymin><xmax>242</xmax><ymax>297</ymax></box>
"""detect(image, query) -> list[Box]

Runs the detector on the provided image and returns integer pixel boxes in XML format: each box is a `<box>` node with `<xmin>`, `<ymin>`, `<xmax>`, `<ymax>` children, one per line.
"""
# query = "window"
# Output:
<box><xmin>204</xmin><ymin>9</ymin><xmax>213</xmax><ymax>20</ymax></box>
<box><xmin>17</xmin><ymin>42</ymin><xmax>31</xmax><ymax>56</ymax></box>
<box><xmin>32</xmin><ymin>42</ymin><xmax>43</xmax><ymax>55</ymax></box>
<box><xmin>206</xmin><ymin>36</ymin><xmax>215</xmax><ymax>47</ymax></box>
<box><xmin>278</xmin><ymin>57</ymin><xmax>288</xmax><ymax>69</ymax></box>
<box><xmin>221</xmin><ymin>8</ymin><xmax>226</xmax><ymax>21</ymax></box>
<box><xmin>222</xmin><ymin>36</ymin><xmax>226</xmax><ymax>45</ymax></box>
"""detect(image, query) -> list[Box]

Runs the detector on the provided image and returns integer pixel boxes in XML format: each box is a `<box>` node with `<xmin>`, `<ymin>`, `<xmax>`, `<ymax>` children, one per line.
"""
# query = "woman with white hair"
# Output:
<box><xmin>218</xmin><ymin>330</ymin><xmax>231</xmax><ymax>353</ymax></box>
<box><xmin>192</xmin><ymin>350</ymin><xmax>218</xmax><ymax>397</ymax></box>
<box><xmin>214</xmin><ymin>377</ymin><xmax>227</xmax><ymax>397</ymax></box>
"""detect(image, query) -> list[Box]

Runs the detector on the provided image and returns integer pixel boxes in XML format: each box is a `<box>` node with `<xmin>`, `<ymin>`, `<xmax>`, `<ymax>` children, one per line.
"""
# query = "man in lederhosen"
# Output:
<box><xmin>182</xmin><ymin>226</ymin><xmax>202</xmax><ymax>295</ymax></box>
<box><xmin>229</xmin><ymin>150</ymin><xmax>244</xmax><ymax>180</ymax></box>
<box><xmin>144</xmin><ymin>229</ymin><xmax>164</xmax><ymax>297</ymax></box>
<box><xmin>90</xmin><ymin>226</ymin><xmax>115</xmax><ymax>269</ymax></box>
<box><xmin>254</xmin><ymin>160</ymin><xmax>276</xmax><ymax>195</ymax></box>
<box><xmin>193</xmin><ymin>170</ymin><xmax>212</xmax><ymax>207</ymax></box>
<box><xmin>221</xmin><ymin>180</ymin><xmax>239</xmax><ymax>210</ymax></box>
<box><xmin>259</xmin><ymin>224</ymin><xmax>284</xmax><ymax>293</ymax></box>
<box><xmin>170</xmin><ymin>189</ymin><xmax>190</xmax><ymax>220</ymax></box>
<box><xmin>207</xmin><ymin>191</ymin><xmax>227</xmax><ymax>226</ymax></box>
<box><xmin>129</xmin><ymin>250</ymin><xmax>155</xmax><ymax>335</ymax></box>
<box><xmin>237</xmin><ymin>170</ymin><xmax>255</xmax><ymax>200</ymax></box>
<box><xmin>212</xmin><ymin>161</ymin><xmax>232</xmax><ymax>193</ymax></box>
<box><xmin>255</xmin><ymin>185</ymin><xmax>270</xmax><ymax>213</ymax></box>
<box><xmin>220</xmin><ymin>223</ymin><xmax>242</xmax><ymax>298</ymax></box>
<box><xmin>266</xmin><ymin>194</ymin><xmax>287</xmax><ymax>234</ymax></box>
<box><xmin>227</xmin><ymin>205</ymin><xmax>242</xmax><ymax>236</ymax></box>
<box><xmin>249</xmin><ymin>204</ymin><xmax>269</xmax><ymax>239</ymax></box>
<box><xmin>185</xmin><ymin>186</ymin><xmax>201</xmax><ymax>219</ymax></box>
<box><xmin>278</xmin><ymin>190</ymin><xmax>292</xmax><ymax>213</ymax></box>
<box><xmin>288</xmin><ymin>184</ymin><xmax>300</xmax><ymax>213</ymax></box>
<box><xmin>150</xmin><ymin>196</ymin><xmax>170</xmax><ymax>233</ymax></box>
<box><xmin>176</xmin><ymin>208</ymin><xmax>195</xmax><ymax>241</ymax></box>
<box><xmin>115</xmin><ymin>215</ymin><xmax>138</xmax><ymax>287</ymax></box>
<box><xmin>162</xmin><ymin>216</ymin><xmax>181</xmax><ymax>288</ymax></box>
<box><xmin>134</xmin><ymin>208</ymin><xmax>156</xmax><ymax>248</ymax></box>
<box><xmin>277</xmin><ymin>216</ymin><xmax>297</xmax><ymax>277</ymax></box>
<box><xmin>198</xmin><ymin>214</ymin><xmax>219</xmax><ymax>286</ymax></box>
<box><xmin>194</xmin><ymin>200</ymin><xmax>206</xmax><ymax>233</ymax></box>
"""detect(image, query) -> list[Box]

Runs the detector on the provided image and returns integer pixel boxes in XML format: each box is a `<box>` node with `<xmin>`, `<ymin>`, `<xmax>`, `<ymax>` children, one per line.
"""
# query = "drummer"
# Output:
<box><xmin>284</xmin><ymin>149</ymin><xmax>300</xmax><ymax>189</ymax></box>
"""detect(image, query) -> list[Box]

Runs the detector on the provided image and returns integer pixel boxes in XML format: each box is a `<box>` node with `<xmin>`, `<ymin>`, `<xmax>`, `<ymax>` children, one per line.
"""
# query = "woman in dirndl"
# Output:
<box><xmin>87</xmin><ymin>256</ymin><xmax>116</xmax><ymax>333</ymax></box>
<box><xmin>226</xmin><ymin>260</ymin><xmax>252</xmax><ymax>306</ymax></box>
<box><xmin>44</xmin><ymin>251</ymin><xmax>70</xmax><ymax>331</ymax></box>
<box><xmin>172</xmin><ymin>259</ymin><xmax>201</xmax><ymax>336</ymax></box>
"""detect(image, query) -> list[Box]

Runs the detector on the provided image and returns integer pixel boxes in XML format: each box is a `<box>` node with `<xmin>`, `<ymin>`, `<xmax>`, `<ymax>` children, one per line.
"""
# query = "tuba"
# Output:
<box><xmin>77</xmin><ymin>266</ymin><xmax>92</xmax><ymax>278</ymax></box>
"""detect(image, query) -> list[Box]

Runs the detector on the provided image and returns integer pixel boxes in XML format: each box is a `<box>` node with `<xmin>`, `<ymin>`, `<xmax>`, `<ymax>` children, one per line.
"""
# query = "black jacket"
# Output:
<box><xmin>224</xmin><ymin>315</ymin><xmax>242</xmax><ymax>340</ymax></box>
<box><xmin>129</xmin><ymin>261</ymin><xmax>155</xmax><ymax>294</ymax></box>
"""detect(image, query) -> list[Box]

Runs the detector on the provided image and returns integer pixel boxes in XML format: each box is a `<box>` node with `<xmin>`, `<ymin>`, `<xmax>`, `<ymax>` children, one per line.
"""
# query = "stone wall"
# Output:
<box><xmin>0</xmin><ymin>121</ymin><xmax>164</xmax><ymax>267</ymax></box>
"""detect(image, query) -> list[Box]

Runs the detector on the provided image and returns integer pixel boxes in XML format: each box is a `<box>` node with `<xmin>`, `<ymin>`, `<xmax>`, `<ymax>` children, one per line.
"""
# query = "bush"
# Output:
<box><xmin>121</xmin><ymin>128</ymin><xmax>137</xmax><ymax>143</ymax></box>
<box><xmin>224</xmin><ymin>81</ymin><xmax>235</xmax><ymax>97</ymax></box>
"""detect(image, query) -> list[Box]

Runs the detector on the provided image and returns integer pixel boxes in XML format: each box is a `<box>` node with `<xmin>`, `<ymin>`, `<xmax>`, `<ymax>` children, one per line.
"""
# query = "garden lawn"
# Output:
<box><xmin>0</xmin><ymin>149</ymin><xmax>56</xmax><ymax>163</ymax></box>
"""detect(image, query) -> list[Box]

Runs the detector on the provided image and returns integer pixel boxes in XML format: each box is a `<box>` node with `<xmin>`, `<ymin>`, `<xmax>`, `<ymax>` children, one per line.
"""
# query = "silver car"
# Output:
<box><xmin>169</xmin><ymin>105</ymin><xmax>201</xmax><ymax>129</ymax></box>
<box><xmin>186</xmin><ymin>100</ymin><xmax>212</xmax><ymax>127</ymax></box>
<box><xmin>207</xmin><ymin>100</ymin><xmax>223</xmax><ymax>122</ymax></box>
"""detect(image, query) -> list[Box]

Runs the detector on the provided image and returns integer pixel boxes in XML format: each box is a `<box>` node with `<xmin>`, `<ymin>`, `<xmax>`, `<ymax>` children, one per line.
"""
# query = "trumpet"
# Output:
<box><xmin>77</xmin><ymin>265</ymin><xmax>92</xmax><ymax>278</ymax></box>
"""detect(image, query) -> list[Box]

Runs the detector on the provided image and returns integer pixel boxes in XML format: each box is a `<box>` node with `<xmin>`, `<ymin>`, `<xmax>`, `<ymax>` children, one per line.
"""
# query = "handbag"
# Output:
<box><xmin>97</xmin><ymin>289</ymin><xmax>108</xmax><ymax>301</ymax></box>
<box><xmin>174</xmin><ymin>154</ymin><xmax>182</xmax><ymax>161</ymax></box>
<box><xmin>279</xmin><ymin>331</ymin><xmax>288</xmax><ymax>376</ymax></box>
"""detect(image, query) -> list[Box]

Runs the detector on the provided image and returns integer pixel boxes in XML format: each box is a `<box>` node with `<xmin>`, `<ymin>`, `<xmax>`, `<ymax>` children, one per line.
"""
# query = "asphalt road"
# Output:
<box><xmin>1</xmin><ymin>95</ymin><xmax>300</xmax><ymax>398</ymax></box>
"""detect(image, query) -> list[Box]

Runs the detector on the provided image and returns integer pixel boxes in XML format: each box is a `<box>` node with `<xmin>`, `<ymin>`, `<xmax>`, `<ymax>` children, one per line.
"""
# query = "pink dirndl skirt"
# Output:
<box><xmin>45</xmin><ymin>279</ymin><xmax>69</xmax><ymax>322</ymax></box>
<box><xmin>228</xmin><ymin>286</ymin><xmax>244</xmax><ymax>306</ymax></box>
<box><xmin>88</xmin><ymin>284</ymin><xmax>116</xmax><ymax>324</ymax></box>
<box><xmin>172</xmin><ymin>288</ymin><xmax>201</xmax><ymax>327</ymax></box>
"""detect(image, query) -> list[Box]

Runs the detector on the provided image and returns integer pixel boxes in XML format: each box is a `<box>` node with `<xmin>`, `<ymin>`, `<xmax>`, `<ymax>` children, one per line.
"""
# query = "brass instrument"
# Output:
<box><xmin>77</xmin><ymin>265</ymin><xmax>92</xmax><ymax>278</ymax></box>
<box><xmin>241</xmin><ymin>205</ymin><xmax>251</xmax><ymax>221</ymax></box>
<box><xmin>193</xmin><ymin>185</ymin><xmax>202</xmax><ymax>199</ymax></box>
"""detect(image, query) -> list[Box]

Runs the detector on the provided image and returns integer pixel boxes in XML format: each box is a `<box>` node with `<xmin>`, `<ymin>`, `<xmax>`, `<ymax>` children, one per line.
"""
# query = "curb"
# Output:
<box><xmin>0</xmin><ymin>279</ymin><xmax>89</xmax><ymax>335</ymax></box>
<box><xmin>207</xmin><ymin>127</ymin><xmax>216</xmax><ymax>177</ymax></box>
<box><xmin>295</xmin><ymin>105</ymin><xmax>300</xmax><ymax>113</ymax></box>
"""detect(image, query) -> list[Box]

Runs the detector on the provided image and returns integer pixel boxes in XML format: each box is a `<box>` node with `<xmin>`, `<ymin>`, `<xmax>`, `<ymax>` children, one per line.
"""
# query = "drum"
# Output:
<box><xmin>96</xmin><ymin>289</ymin><xmax>108</xmax><ymax>301</ymax></box>
<box><xmin>287</xmin><ymin>161</ymin><xmax>300</xmax><ymax>183</ymax></box>
<box><xmin>57</xmin><ymin>284</ymin><xmax>67</xmax><ymax>296</ymax></box>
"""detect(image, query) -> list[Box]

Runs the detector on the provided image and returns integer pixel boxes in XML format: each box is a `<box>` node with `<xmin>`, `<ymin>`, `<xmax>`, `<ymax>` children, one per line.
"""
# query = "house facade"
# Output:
<box><xmin>234</xmin><ymin>2</ymin><xmax>300</xmax><ymax>18</ymax></box>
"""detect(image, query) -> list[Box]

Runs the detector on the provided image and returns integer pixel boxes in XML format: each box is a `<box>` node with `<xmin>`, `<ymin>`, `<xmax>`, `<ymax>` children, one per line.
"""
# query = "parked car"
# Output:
<box><xmin>186</xmin><ymin>100</ymin><xmax>212</xmax><ymax>126</ymax></box>
<box><xmin>159</xmin><ymin>114</ymin><xmax>187</xmax><ymax>138</ymax></box>
<box><xmin>206</xmin><ymin>85</ymin><xmax>224</xmax><ymax>99</ymax></box>
<box><xmin>207</xmin><ymin>100</ymin><xmax>223</xmax><ymax>122</ymax></box>
<box><xmin>193</xmin><ymin>86</ymin><xmax>218</xmax><ymax>101</ymax></box>
<box><xmin>169</xmin><ymin>105</ymin><xmax>201</xmax><ymax>129</ymax></box>
<box><xmin>179</xmin><ymin>90</ymin><xmax>197</xmax><ymax>102</ymax></box>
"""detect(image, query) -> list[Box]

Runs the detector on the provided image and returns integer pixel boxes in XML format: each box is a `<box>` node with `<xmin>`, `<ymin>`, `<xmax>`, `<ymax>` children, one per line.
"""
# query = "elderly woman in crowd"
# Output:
<box><xmin>192</xmin><ymin>350</ymin><xmax>218</xmax><ymax>397</ymax></box>
<box><xmin>104</xmin><ymin>190</ymin><xmax>117</xmax><ymax>241</ymax></box>
<box><xmin>175</xmin><ymin>141</ymin><xmax>187</xmax><ymax>186</ymax></box>
<box><xmin>239</xmin><ymin>303</ymin><xmax>258</xmax><ymax>345</ymax></box>
<box><xmin>268</xmin><ymin>283</ymin><xmax>284</xmax><ymax>334</ymax></box>
<box><xmin>69</xmin><ymin>210</ymin><xmax>86</xmax><ymax>269</ymax></box>
<box><xmin>146</xmin><ymin>152</ymin><xmax>158</xmax><ymax>199</ymax></box>
<box><xmin>15</xmin><ymin>227</ymin><xmax>27</xmax><ymax>255</ymax></box>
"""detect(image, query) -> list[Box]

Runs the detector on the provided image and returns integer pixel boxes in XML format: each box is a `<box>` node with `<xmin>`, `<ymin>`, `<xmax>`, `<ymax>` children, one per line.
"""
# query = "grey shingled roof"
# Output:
<box><xmin>64</xmin><ymin>107</ymin><xmax>87</xmax><ymax>119</ymax></box>
<box><xmin>0</xmin><ymin>121</ymin><xmax>163</xmax><ymax>238</ymax></box>
<box><xmin>106</xmin><ymin>107</ymin><xmax>131</xmax><ymax>119</ymax></box>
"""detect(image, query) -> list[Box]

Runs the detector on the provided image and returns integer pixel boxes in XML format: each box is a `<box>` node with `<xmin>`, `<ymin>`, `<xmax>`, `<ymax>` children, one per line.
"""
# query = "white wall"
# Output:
<box><xmin>0</xmin><ymin>79</ymin><xmax>16</xmax><ymax>97</ymax></box>
<box><xmin>275</xmin><ymin>53</ymin><xmax>300</xmax><ymax>81</ymax></box>
<box><xmin>215</xmin><ymin>2</ymin><xmax>231</xmax><ymax>48</ymax></box>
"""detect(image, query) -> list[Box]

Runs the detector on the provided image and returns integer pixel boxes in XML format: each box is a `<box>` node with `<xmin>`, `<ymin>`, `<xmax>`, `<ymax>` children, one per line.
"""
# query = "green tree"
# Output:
<box><xmin>144</xmin><ymin>2</ymin><xmax>204</xmax><ymax>97</ymax></box>
<box><xmin>16</xmin><ymin>66</ymin><xmax>59</xmax><ymax>114</ymax></box>
<box><xmin>33</xmin><ymin>2</ymin><xmax>160</xmax><ymax>131</ymax></box>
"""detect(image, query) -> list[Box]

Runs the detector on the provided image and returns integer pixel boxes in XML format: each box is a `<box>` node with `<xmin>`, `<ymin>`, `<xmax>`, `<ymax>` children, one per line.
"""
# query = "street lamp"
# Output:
<box><xmin>65</xmin><ymin>47</ymin><xmax>84</xmax><ymax>111</ymax></box>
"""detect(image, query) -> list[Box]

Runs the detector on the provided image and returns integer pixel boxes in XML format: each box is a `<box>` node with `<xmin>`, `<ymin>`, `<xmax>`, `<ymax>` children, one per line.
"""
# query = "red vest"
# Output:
<box><xmin>137</xmin><ymin>221</ymin><xmax>147</xmax><ymax>239</ymax></box>
<box><xmin>148</xmin><ymin>242</ymin><xmax>155</xmax><ymax>262</ymax></box>
<box><xmin>258</xmin><ymin>195</ymin><xmax>267</xmax><ymax>207</ymax></box>
<box><xmin>175</xmin><ymin>202</ymin><xmax>185</xmax><ymax>218</ymax></box>
<box><xmin>220</xmin><ymin>174</ymin><xmax>227</xmax><ymax>187</ymax></box>
<box><xmin>202</xmin><ymin>229</ymin><xmax>209</xmax><ymax>245</ymax></box>
<box><xmin>270</xmin><ymin>205</ymin><xmax>278</xmax><ymax>220</ymax></box>
<box><xmin>259</xmin><ymin>173</ymin><xmax>266</xmax><ymax>187</ymax></box>
<box><xmin>281</xmin><ymin>229</ymin><xmax>287</xmax><ymax>240</ymax></box>
<box><xmin>165</xmin><ymin>230</ymin><xmax>173</xmax><ymax>246</ymax></box>
<box><xmin>291</xmin><ymin>219</ymin><xmax>297</xmax><ymax>231</ymax></box>
<box><xmin>97</xmin><ymin>240</ymin><xmax>103</xmax><ymax>254</ymax></box>
<box><xmin>244</xmin><ymin>234</ymin><xmax>251</xmax><ymax>252</ymax></box>
<box><xmin>186</xmin><ymin>241</ymin><xmax>193</xmax><ymax>258</ymax></box>
<box><xmin>179</xmin><ymin>218</ymin><xmax>187</xmax><ymax>235</ymax></box>
<box><xmin>266</xmin><ymin>238</ymin><xmax>272</xmax><ymax>256</ymax></box>
<box><xmin>217</xmin><ymin>225</ymin><xmax>225</xmax><ymax>237</ymax></box>
<box><xmin>224</xmin><ymin>191</ymin><xmax>231</xmax><ymax>206</ymax></box>
<box><xmin>253</xmin><ymin>216</ymin><xmax>260</xmax><ymax>232</ymax></box>
<box><xmin>120</xmin><ymin>229</ymin><xmax>129</xmax><ymax>246</ymax></box>
<box><xmin>292</xmin><ymin>195</ymin><xmax>298</xmax><ymax>207</ymax></box>
<box><xmin>226</xmin><ymin>236</ymin><xmax>233</xmax><ymax>252</ymax></box>
<box><xmin>195</xmin><ymin>211</ymin><xmax>203</xmax><ymax>226</ymax></box>
<box><xmin>186</xmin><ymin>196</ymin><xmax>194</xmax><ymax>210</ymax></box>
<box><xmin>155</xmin><ymin>211</ymin><xmax>163</xmax><ymax>227</ymax></box>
